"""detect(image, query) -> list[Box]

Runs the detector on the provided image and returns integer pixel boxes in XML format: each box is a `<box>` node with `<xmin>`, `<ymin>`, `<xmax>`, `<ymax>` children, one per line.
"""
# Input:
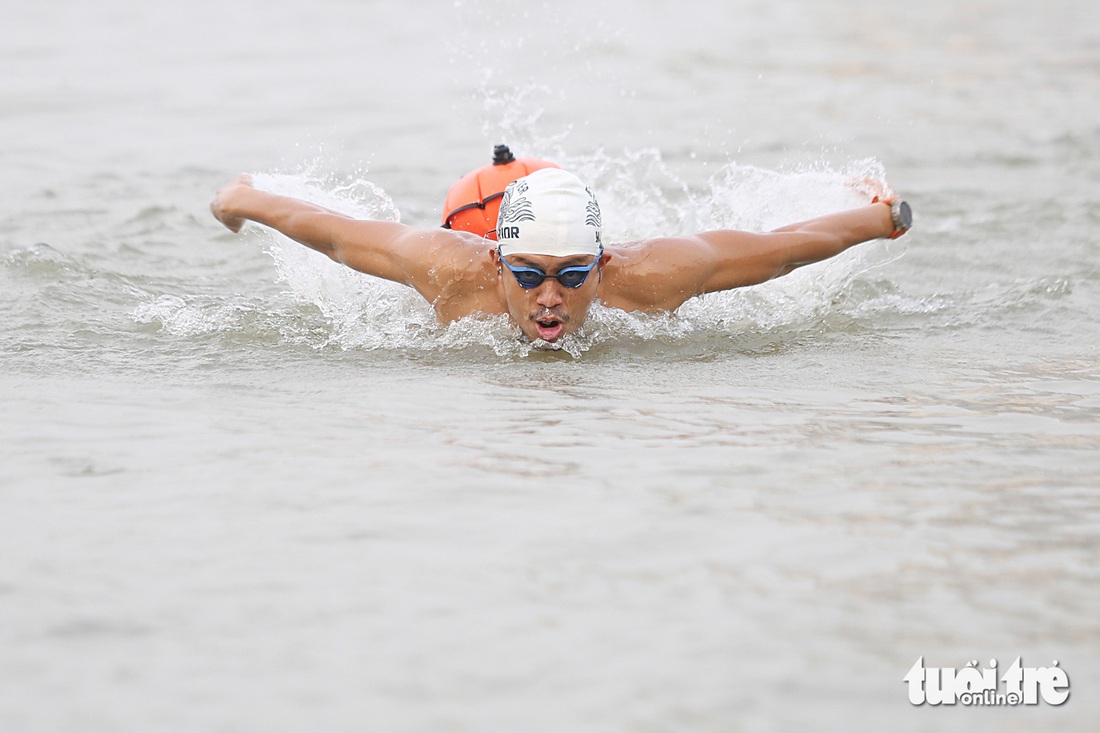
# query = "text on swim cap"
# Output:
<box><xmin>498</xmin><ymin>226</ymin><xmax>520</xmax><ymax>239</ymax></box>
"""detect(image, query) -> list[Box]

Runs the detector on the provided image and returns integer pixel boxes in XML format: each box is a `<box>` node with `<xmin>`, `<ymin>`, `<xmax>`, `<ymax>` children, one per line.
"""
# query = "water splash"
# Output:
<box><xmin>130</xmin><ymin>154</ymin><xmax>928</xmax><ymax>358</ymax></box>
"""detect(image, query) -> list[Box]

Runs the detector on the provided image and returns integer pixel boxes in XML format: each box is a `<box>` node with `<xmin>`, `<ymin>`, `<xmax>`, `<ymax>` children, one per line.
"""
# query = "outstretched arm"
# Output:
<box><xmin>604</xmin><ymin>199</ymin><xmax>908</xmax><ymax>312</ymax></box>
<box><xmin>698</xmin><ymin>201</ymin><xmax>900</xmax><ymax>292</ymax></box>
<box><xmin>210</xmin><ymin>174</ymin><xmax>462</xmax><ymax>302</ymax></box>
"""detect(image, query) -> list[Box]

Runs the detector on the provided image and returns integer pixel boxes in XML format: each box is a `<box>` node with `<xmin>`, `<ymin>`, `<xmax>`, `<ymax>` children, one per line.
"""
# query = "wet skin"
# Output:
<box><xmin>489</xmin><ymin>249</ymin><xmax>610</xmax><ymax>342</ymax></box>
<box><xmin>210</xmin><ymin>174</ymin><xmax>903</xmax><ymax>344</ymax></box>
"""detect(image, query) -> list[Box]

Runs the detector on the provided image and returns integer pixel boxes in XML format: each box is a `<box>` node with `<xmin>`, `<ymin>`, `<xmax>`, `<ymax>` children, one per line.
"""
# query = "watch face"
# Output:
<box><xmin>897</xmin><ymin>200</ymin><xmax>913</xmax><ymax>229</ymax></box>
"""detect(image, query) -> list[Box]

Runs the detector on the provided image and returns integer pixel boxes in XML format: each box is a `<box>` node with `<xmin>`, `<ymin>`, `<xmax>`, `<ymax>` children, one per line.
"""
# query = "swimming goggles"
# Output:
<box><xmin>498</xmin><ymin>246</ymin><xmax>603</xmax><ymax>289</ymax></box>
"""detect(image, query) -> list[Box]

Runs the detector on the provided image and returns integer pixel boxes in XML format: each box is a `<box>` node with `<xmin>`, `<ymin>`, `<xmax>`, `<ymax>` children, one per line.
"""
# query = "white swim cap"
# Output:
<box><xmin>495</xmin><ymin>168</ymin><xmax>602</xmax><ymax>258</ymax></box>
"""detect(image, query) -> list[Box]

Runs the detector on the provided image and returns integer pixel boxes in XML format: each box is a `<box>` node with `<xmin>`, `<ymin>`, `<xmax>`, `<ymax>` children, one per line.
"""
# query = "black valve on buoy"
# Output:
<box><xmin>492</xmin><ymin>144</ymin><xmax>515</xmax><ymax>165</ymax></box>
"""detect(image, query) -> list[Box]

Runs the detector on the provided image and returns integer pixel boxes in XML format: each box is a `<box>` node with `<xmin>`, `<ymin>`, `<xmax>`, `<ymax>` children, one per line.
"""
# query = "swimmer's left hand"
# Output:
<box><xmin>848</xmin><ymin>176</ymin><xmax>898</xmax><ymax>203</ymax></box>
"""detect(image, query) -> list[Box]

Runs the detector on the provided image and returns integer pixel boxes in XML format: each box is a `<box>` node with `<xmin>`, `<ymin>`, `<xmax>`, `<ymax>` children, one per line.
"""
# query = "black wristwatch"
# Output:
<box><xmin>880</xmin><ymin>198</ymin><xmax>912</xmax><ymax>239</ymax></box>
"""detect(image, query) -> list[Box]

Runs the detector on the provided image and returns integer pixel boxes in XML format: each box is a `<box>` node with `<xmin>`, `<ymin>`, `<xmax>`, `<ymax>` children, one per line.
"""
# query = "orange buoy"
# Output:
<box><xmin>441</xmin><ymin>145</ymin><xmax>559</xmax><ymax>239</ymax></box>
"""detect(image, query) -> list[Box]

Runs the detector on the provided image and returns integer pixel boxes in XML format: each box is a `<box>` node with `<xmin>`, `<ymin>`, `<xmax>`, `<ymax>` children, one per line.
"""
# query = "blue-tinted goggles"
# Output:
<box><xmin>499</xmin><ymin>246</ymin><xmax>603</xmax><ymax>289</ymax></box>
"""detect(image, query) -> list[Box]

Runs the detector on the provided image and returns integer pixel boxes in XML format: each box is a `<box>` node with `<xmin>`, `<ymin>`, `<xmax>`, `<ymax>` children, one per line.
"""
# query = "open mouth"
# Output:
<box><xmin>534</xmin><ymin>317</ymin><xmax>564</xmax><ymax>341</ymax></box>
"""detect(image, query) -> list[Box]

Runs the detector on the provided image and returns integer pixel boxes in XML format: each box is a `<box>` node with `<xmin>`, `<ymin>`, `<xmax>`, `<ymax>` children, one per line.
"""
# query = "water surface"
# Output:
<box><xmin>2</xmin><ymin>1</ymin><xmax>1099</xmax><ymax>731</ymax></box>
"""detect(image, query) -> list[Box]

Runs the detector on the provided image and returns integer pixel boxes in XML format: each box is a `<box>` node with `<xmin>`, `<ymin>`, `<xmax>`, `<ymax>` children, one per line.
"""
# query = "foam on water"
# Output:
<box><xmin>127</xmin><ymin>152</ymin><xmax>922</xmax><ymax>359</ymax></box>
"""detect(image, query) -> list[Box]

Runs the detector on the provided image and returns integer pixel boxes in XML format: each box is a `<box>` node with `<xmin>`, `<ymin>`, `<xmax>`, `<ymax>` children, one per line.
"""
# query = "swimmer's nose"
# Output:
<box><xmin>535</xmin><ymin>280</ymin><xmax>564</xmax><ymax>308</ymax></box>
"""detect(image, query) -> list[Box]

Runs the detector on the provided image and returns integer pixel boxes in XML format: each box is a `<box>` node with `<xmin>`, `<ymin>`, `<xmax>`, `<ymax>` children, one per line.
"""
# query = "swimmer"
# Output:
<box><xmin>210</xmin><ymin>159</ymin><xmax>912</xmax><ymax>343</ymax></box>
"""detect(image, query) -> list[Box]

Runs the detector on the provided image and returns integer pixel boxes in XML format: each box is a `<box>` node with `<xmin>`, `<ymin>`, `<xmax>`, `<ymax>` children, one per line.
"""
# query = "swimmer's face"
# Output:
<box><xmin>493</xmin><ymin>249</ymin><xmax>608</xmax><ymax>343</ymax></box>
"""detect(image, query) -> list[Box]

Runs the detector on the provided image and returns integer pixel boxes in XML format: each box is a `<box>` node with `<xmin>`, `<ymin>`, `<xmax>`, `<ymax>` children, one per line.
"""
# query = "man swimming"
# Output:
<box><xmin>210</xmin><ymin>165</ymin><xmax>912</xmax><ymax>343</ymax></box>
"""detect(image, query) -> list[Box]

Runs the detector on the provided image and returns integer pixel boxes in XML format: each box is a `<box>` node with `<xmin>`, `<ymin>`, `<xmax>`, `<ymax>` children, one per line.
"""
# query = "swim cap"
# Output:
<box><xmin>495</xmin><ymin>168</ymin><xmax>602</xmax><ymax>258</ymax></box>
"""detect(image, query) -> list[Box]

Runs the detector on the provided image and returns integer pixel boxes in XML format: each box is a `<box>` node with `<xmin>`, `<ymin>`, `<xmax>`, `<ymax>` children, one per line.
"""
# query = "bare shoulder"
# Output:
<box><xmin>399</xmin><ymin>230</ymin><xmax>501</xmax><ymax>320</ymax></box>
<box><xmin>597</xmin><ymin>236</ymin><xmax>716</xmax><ymax>312</ymax></box>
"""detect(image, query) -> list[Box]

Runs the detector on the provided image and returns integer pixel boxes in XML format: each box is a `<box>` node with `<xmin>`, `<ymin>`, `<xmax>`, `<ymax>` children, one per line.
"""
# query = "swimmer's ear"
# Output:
<box><xmin>598</xmin><ymin>250</ymin><xmax>610</xmax><ymax>283</ymax></box>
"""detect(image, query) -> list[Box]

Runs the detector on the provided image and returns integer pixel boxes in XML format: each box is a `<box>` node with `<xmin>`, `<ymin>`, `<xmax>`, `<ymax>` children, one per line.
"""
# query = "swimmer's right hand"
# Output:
<box><xmin>210</xmin><ymin>173</ymin><xmax>254</xmax><ymax>233</ymax></box>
